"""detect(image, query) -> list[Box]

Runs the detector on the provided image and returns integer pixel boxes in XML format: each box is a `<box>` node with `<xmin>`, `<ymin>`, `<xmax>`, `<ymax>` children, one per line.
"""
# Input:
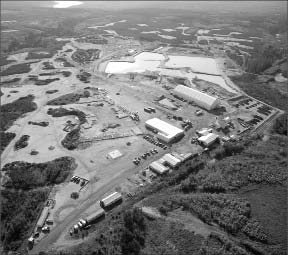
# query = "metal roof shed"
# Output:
<box><xmin>173</xmin><ymin>85</ymin><xmax>219</xmax><ymax>110</ymax></box>
<box><xmin>149</xmin><ymin>161</ymin><xmax>169</xmax><ymax>175</ymax></box>
<box><xmin>100</xmin><ymin>192</ymin><xmax>122</xmax><ymax>208</ymax></box>
<box><xmin>37</xmin><ymin>207</ymin><xmax>49</xmax><ymax>229</ymax></box>
<box><xmin>85</xmin><ymin>208</ymin><xmax>105</xmax><ymax>224</ymax></box>
<box><xmin>162</xmin><ymin>153</ymin><xmax>181</xmax><ymax>168</ymax></box>
<box><xmin>198</xmin><ymin>133</ymin><xmax>219</xmax><ymax>147</ymax></box>
<box><xmin>145</xmin><ymin>118</ymin><xmax>184</xmax><ymax>143</ymax></box>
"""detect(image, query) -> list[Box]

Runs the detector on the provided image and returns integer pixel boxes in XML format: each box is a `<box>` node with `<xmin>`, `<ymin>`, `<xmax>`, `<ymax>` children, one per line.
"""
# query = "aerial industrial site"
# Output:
<box><xmin>0</xmin><ymin>1</ymin><xmax>287</xmax><ymax>255</ymax></box>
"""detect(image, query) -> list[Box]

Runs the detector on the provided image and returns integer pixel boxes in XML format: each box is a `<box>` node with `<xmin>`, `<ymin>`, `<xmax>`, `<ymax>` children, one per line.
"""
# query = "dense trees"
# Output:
<box><xmin>1</xmin><ymin>188</ymin><xmax>49</xmax><ymax>251</ymax></box>
<box><xmin>2</xmin><ymin>157</ymin><xmax>77</xmax><ymax>189</ymax></box>
<box><xmin>273</xmin><ymin>114</ymin><xmax>287</xmax><ymax>136</ymax></box>
<box><xmin>0</xmin><ymin>95</ymin><xmax>37</xmax><ymax>154</ymax></box>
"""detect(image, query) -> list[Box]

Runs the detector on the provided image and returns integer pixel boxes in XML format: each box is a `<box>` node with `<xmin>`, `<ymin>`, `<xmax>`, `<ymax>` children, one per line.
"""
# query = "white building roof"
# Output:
<box><xmin>101</xmin><ymin>192</ymin><xmax>122</xmax><ymax>207</ymax></box>
<box><xmin>198</xmin><ymin>133</ymin><xmax>219</xmax><ymax>146</ymax></box>
<box><xmin>173</xmin><ymin>85</ymin><xmax>219</xmax><ymax>110</ymax></box>
<box><xmin>149</xmin><ymin>161</ymin><xmax>169</xmax><ymax>175</ymax></box>
<box><xmin>145</xmin><ymin>118</ymin><xmax>184</xmax><ymax>141</ymax></box>
<box><xmin>162</xmin><ymin>153</ymin><xmax>181</xmax><ymax>167</ymax></box>
<box><xmin>37</xmin><ymin>207</ymin><xmax>49</xmax><ymax>227</ymax></box>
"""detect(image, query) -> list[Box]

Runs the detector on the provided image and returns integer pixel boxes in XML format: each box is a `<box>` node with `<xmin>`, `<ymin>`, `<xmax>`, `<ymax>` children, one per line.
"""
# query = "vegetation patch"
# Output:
<box><xmin>46</xmin><ymin>89</ymin><xmax>59</xmax><ymax>94</ymax></box>
<box><xmin>1</xmin><ymin>188</ymin><xmax>50</xmax><ymax>252</ymax></box>
<box><xmin>0</xmin><ymin>62</ymin><xmax>38</xmax><ymax>76</ymax></box>
<box><xmin>26</xmin><ymin>51</ymin><xmax>53</xmax><ymax>60</ymax></box>
<box><xmin>61</xmin><ymin>127</ymin><xmax>81</xmax><ymax>150</ymax></box>
<box><xmin>42</xmin><ymin>62</ymin><xmax>56</xmax><ymax>70</ymax></box>
<box><xmin>0</xmin><ymin>95</ymin><xmax>37</xmax><ymax>132</ymax></box>
<box><xmin>55</xmin><ymin>57</ymin><xmax>75</xmax><ymax>67</ymax></box>
<box><xmin>0</xmin><ymin>132</ymin><xmax>16</xmax><ymax>154</ymax></box>
<box><xmin>28</xmin><ymin>121</ymin><xmax>49</xmax><ymax>127</ymax></box>
<box><xmin>47</xmin><ymin>91</ymin><xmax>90</xmax><ymax>105</ymax></box>
<box><xmin>71</xmin><ymin>49</ymin><xmax>101</xmax><ymax>64</ymax></box>
<box><xmin>1</xmin><ymin>77</ymin><xmax>21</xmax><ymax>86</ymax></box>
<box><xmin>1</xmin><ymin>156</ymin><xmax>77</xmax><ymax>189</ymax></box>
<box><xmin>231</xmin><ymin>74</ymin><xmax>288</xmax><ymax>111</ymax></box>
<box><xmin>14</xmin><ymin>135</ymin><xmax>30</xmax><ymax>150</ymax></box>
<box><xmin>0</xmin><ymin>56</ymin><xmax>16</xmax><ymax>66</ymax></box>
<box><xmin>47</xmin><ymin>107</ymin><xmax>86</xmax><ymax>124</ymax></box>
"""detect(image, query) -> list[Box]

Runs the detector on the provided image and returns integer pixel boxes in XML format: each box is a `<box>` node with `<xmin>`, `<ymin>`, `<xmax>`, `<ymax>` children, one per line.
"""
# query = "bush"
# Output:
<box><xmin>71</xmin><ymin>192</ymin><xmax>79</xmax><ymax>199</ymax></box>
<box><xmin>14</xmin><ymin>135</ymin><xmax>30</xmax><ymax>150</ymax></box>
<box><xmin>273</xmin><ymin>114</ymin><xmax>287</xmax><ymax>136</ymax></box>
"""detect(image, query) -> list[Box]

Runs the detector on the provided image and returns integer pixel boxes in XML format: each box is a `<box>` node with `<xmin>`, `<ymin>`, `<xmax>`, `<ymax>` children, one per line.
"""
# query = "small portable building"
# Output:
<box><xmin>149</xmin><ymin>161</ymin><xmax>169</xmax><ymax>175</ymax></box>
<box><xmin>196</xmin><ymin>128</ymin><xmax>213</xmax><ymax>136</ymax></box>
<box><xmin>85</xmin><ymin>208</ymin><xmax>105</xmax><ymax>224</ymax></box>
<box><xmin>173</xmin><ymin>85</ymin><xmax>219</xmax><ymax>110</ymax></box>
<box><xmin>198</xmin><ymin>133</ymin><xmax>219</xmax><ymax>147</ymax></box>
<box><xmin>145</xmin><ymin>118</ymin><xmax>184</xmax><ymax>143</ymax></box>
<box><xmin>36</xmin><ymin>207</ymin><xmax>49</xmax><ymax>230</ymax></box>
<box><xmin>100</xmin><ymin>192</ymin><xmax>122</xmax><ymax>209</ymax></box>
<box><xmin>162</xmin><ymin>153</ymin><xmax>182</xmax><ymax>168</ymax></box>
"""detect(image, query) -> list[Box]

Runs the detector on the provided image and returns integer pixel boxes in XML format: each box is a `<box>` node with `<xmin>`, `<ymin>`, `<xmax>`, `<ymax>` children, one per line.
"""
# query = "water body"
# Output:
<box><xmin>175</xmin><ymin>26</ymin><xmax>190</xmax><ymax>36</ymax></box>
<box><xmin>88</xmin><ymin>20</ymin><xmax>127</xmax><ymax>29</ymax></box>
<box><xmin>104</xmin><ymin>52</ymin><xmax>237</xmax><ymax>93</ymax></box>
<box><xmin>2</xmin><ymin>30</ymin><xmax>19</xmax><ymax>33</ymax></box>
<box><xmin>158</xmin><ymin>34</ymin><xmax>176</xmax><ymax>40</ymax></box>
<box><xmin>162</xmin><ymin>28</ymin><xmax>177</xmax><ymax>32</ymax></box>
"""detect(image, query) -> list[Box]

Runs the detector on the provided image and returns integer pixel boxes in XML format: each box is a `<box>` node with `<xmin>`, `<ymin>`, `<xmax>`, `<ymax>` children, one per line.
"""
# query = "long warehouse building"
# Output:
<box><xmin>145</xmin><ymin>118</ymin><xmax>184</xmax><ymax>143</ymax></box>
<box><xmin>173</xmin><ymin>85</ymin><xmax>219</xmax><ymax>110</ymax></box>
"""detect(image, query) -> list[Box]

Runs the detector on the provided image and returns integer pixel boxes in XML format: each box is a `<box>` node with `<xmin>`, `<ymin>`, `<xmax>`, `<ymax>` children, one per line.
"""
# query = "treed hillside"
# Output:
<box><xmin>0</xmin><ymin>157</ymin><xmax>77</xmax><ymax>252</ymax></box>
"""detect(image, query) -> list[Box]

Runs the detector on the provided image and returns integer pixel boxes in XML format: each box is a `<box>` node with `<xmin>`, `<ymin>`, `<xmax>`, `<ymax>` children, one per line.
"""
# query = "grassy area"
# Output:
<box><xmin>0</xmin><ymin>62</ymin><xmax>38</xmax><ymax>76</ymax></box>
<box><xmin>1</xmin><ymin>157</ymin><xmax>77</xmax><ymax>190</ymax></box>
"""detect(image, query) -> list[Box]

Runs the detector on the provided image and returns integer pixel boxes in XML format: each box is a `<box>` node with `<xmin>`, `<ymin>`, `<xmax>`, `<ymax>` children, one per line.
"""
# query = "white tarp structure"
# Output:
<box><xmin>37</xmin><ymin>207</ymin><xmax>49</xmax><ymax>229</ymax></box>
<box><xmin>162</xmin><ymin>153</ymin><xmax>182</xmax><ymax>168</ymax></box>
<box><xmin>173</xmin><ymin>85</ymin><xmax>219</xmax><ymax>110</ymax></box>
<box><xmin>100</xmin><ymin>192</ymin><xmax>122</xmax><ymax>208</ymax></box>
<box><xmin>108</xmin><ymin>150</ymin><xmax>122</xmax><ymax>159</ymax></box>
<box><xmin>198</xmin><ymin>133</ymin><xmax>219</xmax><ymax>147</ymax></box>
<box><xmin>145</xmin><ymin>118</ymin><xmax>184</xmax><ymax>143</ymax></box>
<box><xmin>149</xmin><ymin>161</ymin><xmax>169</xmax><ymax>175</ymax></box>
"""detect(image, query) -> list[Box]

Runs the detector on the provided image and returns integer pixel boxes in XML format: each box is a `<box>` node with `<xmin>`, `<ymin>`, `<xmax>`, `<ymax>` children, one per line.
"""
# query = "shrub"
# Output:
<box><xmin>71</xmin><ymin>192</ymin><xmax>79</xmax><ymax>199</ymax></box>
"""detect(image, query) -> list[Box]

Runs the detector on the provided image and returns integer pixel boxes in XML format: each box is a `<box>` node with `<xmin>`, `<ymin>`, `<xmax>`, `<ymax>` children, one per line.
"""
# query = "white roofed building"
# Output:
<box><xmin>162</xmin><ymin>153</ymin><xmax>182</xmax><ymax>168</ymax></box>
<box><xmin>100</xmin><ymin>192</ymin><xmax>122</xmax><ymax>209</ymax></box>
<box><xmin>198</xmin><ymin>133</ymin><xmax>219</xmax><ymax>147</ymax></box>
<box><xmin>145</xmin><ymin>118</ymin><xmax>184</xmax><ymax>143</ymax></box>
<box><xmin>173</xmin><ymin>85</ymin><xmax>219</xmax><ymax>110</ymax></box>
<box><xmin>149</xmin><ymin>161</ymin><xmax>169</xmax><ymax>175</ymax></box>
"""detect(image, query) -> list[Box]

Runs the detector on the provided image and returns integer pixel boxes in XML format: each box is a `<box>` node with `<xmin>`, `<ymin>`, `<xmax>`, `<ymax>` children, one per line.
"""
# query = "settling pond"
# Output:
<box><xmin>105</xmin><ymin>52</ymin><xmax>237</xmax><ymax>93</ymax></box>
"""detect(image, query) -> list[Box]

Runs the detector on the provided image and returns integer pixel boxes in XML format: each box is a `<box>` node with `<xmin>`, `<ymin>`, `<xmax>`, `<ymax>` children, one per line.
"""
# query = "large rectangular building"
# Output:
<box><xmin>198</xmin><ymin>133</ymin><xmax>219</xmax><ymax>147</ymax></box>
<box><xmin>162</xmin><ymin>153</ymin><xmax>182</xmax><ymax>168</ymax></box>
<box><xmin>149</xmin><ymin>161</ymin><xmax>169</xmax><ymax>175</ymax></box>
<box><xmin>100</xmin><ymin>192</ymin><xmax>122</xmax><ymax>209</ymax></box>
<box><xmin>36</xmin><ymin>207</ymin><xmax>49</xmax><ymax>230</ymax></box>
<box><xmin>145</xmin><ymin>118</ymin><xmax>184</xmax><ymax>143</ymax></box>
<box><xmin>173</xmin><ymin>85</ymin><xmax>219</xmax><ymax>110</ymax></box>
